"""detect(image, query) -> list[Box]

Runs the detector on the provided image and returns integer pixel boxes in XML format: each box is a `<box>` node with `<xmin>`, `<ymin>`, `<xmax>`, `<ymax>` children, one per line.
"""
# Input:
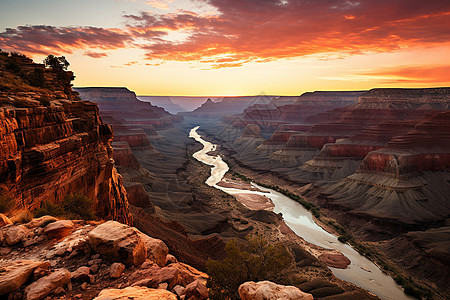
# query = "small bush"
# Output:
<box><xmin>207</xmin><ymin>237</ymin><xmax>293</xmax><ymax>300</ymax></box>
<box><xmin>34</xmin><ymin>200</ymin><xmax>65</xmax><ymax>218</ymax></box>
<box><xmin>62</xmin><ymin>194</ymin><xmax>95</xmax><ymax>220</ymax></box>
<box><xmin>0</xmin><ymin>195</ymin><xmax>15</xmax><ymax>213</ymax></box>
<box><xmin>34</xmin><ymin>194</ymin><xmax>95</xmax><ymax>220</ymax></box>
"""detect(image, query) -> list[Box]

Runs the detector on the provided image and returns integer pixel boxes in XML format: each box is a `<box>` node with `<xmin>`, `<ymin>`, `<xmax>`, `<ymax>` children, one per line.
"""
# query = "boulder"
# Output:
<box><xmin>0</xmin><ymin>260</ymin><xmax>44</xmax><ymax>295</ymax></box>
<box><xmin>171</xmin><ymin>262</ymin><xmax>208</xmax><ymax>286</ymax></box>
<box><xmin>239</xmin><ymin>281</ymin><xmax>313</xmax><ymax>300</ymax></box>
<box><xmin>25</xmin><ymin>216</ymin><xmax>57</xmax><ymax>229</ymax></box>
<box><xmin>172</xmin><ymin>285</ymin><xmax>186</xmax><ymax>297</ymax></box>
<box><xmin>110</xmin><ymin>262</ymin><xmax>125</xmax><ymax>279</ymax></box>
<box><xmin>2</xmin><ymin>225</ymin><xmax>28</xmax><ymax>245</ymax></box>
<box><xmin>0</xmin><ymin>214</ymin><xmax>12</xmax><ymax>227</ymax></box>
<box><xmin>71</xmin><ymin>266</ymin><xmax>90</xmax><ymax>282</ymax></box>
<box><xmin>87</xmin><ymin>221</ymin><xmax>147</xmax><ymax>267</ymax></box>
<box><xmin>24</xmin><ymin>268</ymin><xmax>71</xmax><ymax>300</ymax></box>
<box><xmin>44</xmin><ymin>220</ymin><xmax>74</xmax><ymax>239</ymax></box>
<box><xmin>131</xmin><ymin>266</ymin><xmax>180</xmax><ymax>290</ymax></box>
<box><xmin>166</xmin><ymin>254</ymin><xmax>177</xmax><ymax>265</ymax></box>
<box><xmin>93</xmin><ymin>286</ymin><xmax>177</xmax><ymax>300</ymax></box>
<box><xmin>184</xmin><ymin>279</ymin><xmax>208</xmax><ymax>300</ymax></box>
<box><xmin>138</xmin><ymin>232</ymin><xmax>169</xmax><ymax>267</ymax></box>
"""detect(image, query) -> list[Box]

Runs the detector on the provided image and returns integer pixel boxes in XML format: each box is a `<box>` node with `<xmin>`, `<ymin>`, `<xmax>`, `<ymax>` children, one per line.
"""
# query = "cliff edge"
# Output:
<box><xmin>0</xmin><ymin>52</ymin><xmax>132</xmax><ymax>225</ymax></box>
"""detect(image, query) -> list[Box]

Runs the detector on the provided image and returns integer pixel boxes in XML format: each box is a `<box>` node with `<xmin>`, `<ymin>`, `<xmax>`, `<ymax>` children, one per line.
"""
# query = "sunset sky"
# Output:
<box><xmin>1</xmin><ymin>0</ymin><xmax>449</xmax><ymax>96</ymax></box>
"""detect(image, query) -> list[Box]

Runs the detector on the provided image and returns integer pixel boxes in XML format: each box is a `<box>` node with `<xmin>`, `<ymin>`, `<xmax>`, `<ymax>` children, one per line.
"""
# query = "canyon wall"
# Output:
<box><xmin>0</xmin><ymin>54</ymin><xmax>132</xmax><ymax>224</ymax></box>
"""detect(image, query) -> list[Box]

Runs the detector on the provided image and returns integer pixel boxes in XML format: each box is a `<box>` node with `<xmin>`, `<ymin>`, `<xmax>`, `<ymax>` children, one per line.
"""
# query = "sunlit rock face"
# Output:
<box><xmin>0</xmin><ymin>55</ymin><xmax>132</xmax><ymax>224</ymax></box>
<box><xmin>0</xmin><ymin>102</ymin><xmax>132</xmax><ymax>224</ymax></box>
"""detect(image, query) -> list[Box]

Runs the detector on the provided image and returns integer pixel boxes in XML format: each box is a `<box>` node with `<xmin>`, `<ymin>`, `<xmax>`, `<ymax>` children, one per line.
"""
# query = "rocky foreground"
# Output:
<box><xmin>0</xmin><ymin>216</ymin><xmax>314</xmax><ymax>300</ymax></box>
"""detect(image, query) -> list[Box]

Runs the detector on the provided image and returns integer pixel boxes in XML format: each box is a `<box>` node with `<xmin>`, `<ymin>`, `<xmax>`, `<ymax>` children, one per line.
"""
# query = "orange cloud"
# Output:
<box><xmin>1</xmin><ymin>1</ymin><xmax>450</xmax><ymax>69</ymax></box>
<box><xmin>0</xmin><ymin>25</ymin><xmax>132</xmax><ymax>56</ymax></box>
<box><xmin>357</xmin><ymin>65</ymin><xmax>450</xmax><ymax>84</ymax></box>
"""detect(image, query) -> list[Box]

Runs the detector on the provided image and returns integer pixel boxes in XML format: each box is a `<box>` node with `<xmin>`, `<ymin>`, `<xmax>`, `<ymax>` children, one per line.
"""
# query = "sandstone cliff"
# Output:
<box><xmin>0</xmin><ymin>52</ymin><xmax>132</xmax><ymax>224</ymax></box>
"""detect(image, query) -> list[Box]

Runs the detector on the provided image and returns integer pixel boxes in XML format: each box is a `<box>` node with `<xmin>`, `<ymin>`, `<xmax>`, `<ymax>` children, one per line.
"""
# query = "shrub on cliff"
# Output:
<box><xmin>44</xmin><ymin>54</ymin><xmax>69</xmax><ymax>71</ymax></box>
<box><xmin>34</xmin><ymin>200</ymin><xmax>65</xmax><ymax>218</ymax></box>
<box><xmin>62</xmin><ymin>194</ymin><xmax>95</xmax><ymax>220</ymax></box>
<box><xmin>207</xmin><ymin>236</ymin><xmax>293</xmax><ymax>300</ymax></box>
<box><xmin>43</xmin><ymin>54</ymin><xmax>74</xmax><ymax>94</ymax></box>
<box><xmin>34</xmin><ymin>194</ymin><xmax>95</xmax><ymax>220</ymax></box>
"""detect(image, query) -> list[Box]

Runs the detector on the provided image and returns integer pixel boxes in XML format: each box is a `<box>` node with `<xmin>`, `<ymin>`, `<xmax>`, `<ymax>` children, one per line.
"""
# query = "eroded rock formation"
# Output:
<box><xmin>0</xmin><ymin>54</ymin><xmax>132</xmax><ymax>224</ymax></box>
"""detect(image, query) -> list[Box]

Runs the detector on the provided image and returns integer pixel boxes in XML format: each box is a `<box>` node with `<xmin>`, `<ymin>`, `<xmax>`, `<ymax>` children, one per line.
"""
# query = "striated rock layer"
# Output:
<box><xmin>322</xmin><ymin>111</ymin><xmax>450</xmax><ymax>224</ymax></box>
<box><xmin>0</xmin><ymin>55</ymin><xmax>132</xmax><ymax>224</ymax></box>
<box><xmin>230</xmin><ymin>91</ymin><xmax>364</xmax><ymax>130</ymax></box>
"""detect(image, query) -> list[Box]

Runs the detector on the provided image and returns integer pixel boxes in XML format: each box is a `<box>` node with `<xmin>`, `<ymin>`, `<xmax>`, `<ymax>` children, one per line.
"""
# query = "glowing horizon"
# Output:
<box><xmin>1</xmin><ymin>0</ymin><xmax>450</xmax><ymax>96</ymax></box>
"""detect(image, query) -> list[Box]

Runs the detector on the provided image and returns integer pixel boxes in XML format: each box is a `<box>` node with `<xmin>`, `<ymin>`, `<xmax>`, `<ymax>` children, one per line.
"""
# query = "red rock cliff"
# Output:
<box><xmin>0</xmin><ymin>52</ymin><xmax>132</xmax><ymax>224</ymax></box>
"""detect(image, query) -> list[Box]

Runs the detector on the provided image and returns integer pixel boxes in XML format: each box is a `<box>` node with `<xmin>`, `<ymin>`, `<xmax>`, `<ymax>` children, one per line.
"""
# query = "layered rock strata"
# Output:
<box><xmin>322</xmin><ymin>111</ymin><xmax>450</xmax><ymax>224</ymax></box>
<box><xmin>0</xmin><ymin>55</ymin><xmax>132</xmax><ymax>224</ymax></box>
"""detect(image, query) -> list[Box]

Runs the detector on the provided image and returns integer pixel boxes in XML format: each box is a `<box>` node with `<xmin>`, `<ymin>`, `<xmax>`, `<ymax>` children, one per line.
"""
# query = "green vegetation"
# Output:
<box><xmin>43</xmin><ymin>54</ymin><xmax>69</xmax><ymax>71</ymax></box>
<box><xmin>43</xmin><ymin>54</ymin><xmax>74</xmax><ymax>94</ymax></box>
<box><xmin>0</xmin><ymin>194</ymin><xmax>15</xmax><ymax>213</ymax></box>
<box><xmin>207</xmin><ymin>236</ymin><xmax>293</xmax><ymax>300</ymax></box>
<box><xmin>34</xmin><ymin>201</ymin><xmax>65</xmax><ymax>218</ymax></box>
<box><xmin>62</xmin><ymin>194</ymin><xmax>96</xmax><ymax>220</ymax></box>
<box><xmin>34</xmin><ymin>194</ymin><xmax>96</xmax><ymax>220</ymax></box>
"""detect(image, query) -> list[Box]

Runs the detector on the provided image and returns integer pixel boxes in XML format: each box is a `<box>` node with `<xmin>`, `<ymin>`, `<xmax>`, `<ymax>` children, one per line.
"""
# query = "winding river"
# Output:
<box><xmin>190</xmin><ymin>126</ymin><xmax>414</xmax><ymax>300</ymax></box>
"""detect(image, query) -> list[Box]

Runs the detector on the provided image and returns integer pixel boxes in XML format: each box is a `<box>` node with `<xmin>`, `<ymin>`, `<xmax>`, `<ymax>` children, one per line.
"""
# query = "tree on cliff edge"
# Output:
<box><xmin>43</xmin><ymin>54</ymin><xmax>74</xmax><ymax>94</ymax></box>
<box><xmin>43</xmin><ymin>54</ymin><xmax>69</xmax><ymax>71</ymax></box>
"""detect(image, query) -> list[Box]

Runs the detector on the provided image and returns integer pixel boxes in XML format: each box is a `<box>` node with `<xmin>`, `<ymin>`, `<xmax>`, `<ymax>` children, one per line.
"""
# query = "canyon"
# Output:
<box><xmin>197</xmin><ymin>87</ymin><xmax>450</xmax><ymax>299</ymax></box>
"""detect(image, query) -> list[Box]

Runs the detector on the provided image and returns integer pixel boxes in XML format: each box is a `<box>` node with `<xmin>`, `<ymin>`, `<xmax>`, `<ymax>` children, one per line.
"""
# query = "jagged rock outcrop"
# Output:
<box><xmin>0</xmin><ymin>54</ymin><xmax>132</xmax><ymax>225</ymax></box>
<box><xmin>111</xmin><ymin>141</ymin><xmax>155</xmax><ymax>212</ymax></box>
